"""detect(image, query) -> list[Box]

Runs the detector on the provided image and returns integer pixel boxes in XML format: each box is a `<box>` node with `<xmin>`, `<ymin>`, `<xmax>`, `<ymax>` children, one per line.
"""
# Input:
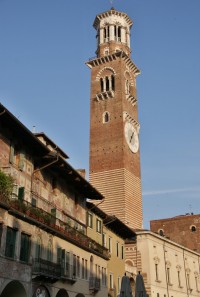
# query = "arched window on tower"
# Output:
<box><xmin>114</xmin><ymin>25</ymin><xmax>122</xmax><ymax>42</ymax></box>
<box><xmin>118</xmin><ymin>26</ymin><xmax>121</xmax><ymax>41</ymax></box>
<box><xmin>103</xmin><ymin>111</ymin><xmax>110</xmax><ymax>123</ymax></box>
<box><xmin>104</xmin><ymin>26</ymin><xmax>110</xmax><ymax>42</ymax></box>
<box><xmin>111</xmin><ymin>75</ymin><xmax>115</xmax><ymax>91</ymax></box>
<box><xmin>125</xmin><ymin>80</ymin><xmax>130</xmax><ymax>95</ymax></box>
<box><xmin>105</xmin><ymin>76</ymin><xmax>110</xmax><ymax>91</ymax></box>
<box><xmin>100</xmin><ymin>78</ymin><xmax>104</xmax><ymax>92</ymax></box>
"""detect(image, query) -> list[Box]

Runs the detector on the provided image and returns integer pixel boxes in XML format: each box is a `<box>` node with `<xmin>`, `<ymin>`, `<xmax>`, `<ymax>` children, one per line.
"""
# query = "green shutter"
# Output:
<box><xmin>20</xmin><ymin>233</ymin><xmax>30</xmax><ymax>262</ymax></box>
<box><xmin>18</xmin><ymin>187</ymin><xmax>25</xmax><ymax>201</ymax></box>
<box><xmin>57</xmin><ymin>247</ymin><xmax>62</xmax><ymax>264</ymax></box>
<box><xmin>5</xmin><ymin>227</ymin><xmax>16</xmax><ymax>258</ymax></box>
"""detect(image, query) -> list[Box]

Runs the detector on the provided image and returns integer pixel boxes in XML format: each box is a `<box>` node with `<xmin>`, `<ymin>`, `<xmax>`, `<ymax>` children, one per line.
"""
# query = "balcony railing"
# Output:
<box><xmin>89</xmin><ymin>277</ymin><xmax>101</xmax><ymax>291</ymax></box>
<box><xmin>32</xmin><ymin>258</ymin><xmax>61</xmax><ymax>280</ymax></box>
<box><xmin>0</xmin><ymin>196</ymin><xmax>110</xmax><ymax>259</ymax></box>
<box><xmin>61</xmin><ymin>263</ymin><xmax>76</xmax><ymax>282</ymax></box>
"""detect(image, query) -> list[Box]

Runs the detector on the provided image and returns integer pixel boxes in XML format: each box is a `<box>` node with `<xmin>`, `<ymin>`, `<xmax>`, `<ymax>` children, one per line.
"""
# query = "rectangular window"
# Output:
<box><xmin>110</xmin><ymin>273</ymin><xmax>113</xmax><ymax>289</ymax></box>
<box><xmin>5</xmin><ymin>227</ymin><xmax>17</xmax><ymax>259</ymax></box>
<box><xmin>31</xmin><ymin>197</ymin><xmax>37</xmax><ymax>207</ymax></box>
<box><xmin>118</xmin><ymin>277</ymin><xmax>121</xmax><ymax>294</ymax></box>
<box><xmin>195</xmin><ymin>276</ymin><xmax>199</xmax><ymax>291</ymax></box>
<box><xmin>77</xmin><ymin>256</ymin><xmax>80</xmax><ymax>278</ymax></box>
<box><xmin>108</xmin><ymin>237</ymin><xmax>112</xmax><ymax>253</ymax></box>
<box><xmin>167</xmin><ymin>268</ymin><xmax>171</xmax><ymax>284</ymax></box>
<box><xmin>178</xmin><ymin>271</ymin><xmax>181</xmax><ymax>287</ymax></box>
<box><xmin>18</xmin><ymin>187</ymin><xmax>25</xmax><ymax>201</ymax></box>
<box><xmin>187</xmin><ymin>274</ymin><xmax>191</xmax><ymax>290</ymax></box>
<box><xmin>121</xmin><ymin>245</ymin><xmax>124</xmax><ymax>259</ymax></box>
<box><xmin>116</xmin><ymin>242</ymin><xmax>119</xmax><ymax>257</ymax></box>
<box><xmin>103</xmin><ymin>233</ymin><xmax>106</xmax><ymax>247</ymax></box>
<box><xmin>155</xmin><ymin>263</ymin><xmax>159</xmax><ymax>281</ymax></box>
<box><xmin>82</xmin><ymin>258</ymin><xmax>85</xmax><ymax>279</ymax></box>
<box><xmin>102</xmin><ymin>267</ymin><xmax>107</xmax><ymax>286</ymax></box>
<box><xmin>87</xmin><ymin>212</ymin><xmax>93</xmax><ymax>228</ymax></box>
<box><xmin>57</xmin><ymin>247</ymin><xmax>62</xmax><ymax>264</ymax></box>
<box><xmin>61</xmin><ymin>249</ymin><xmax>70</xmax><ymax>277</ymax></box>
<box><xmin>20</xmin><ymin>233</ymin><xmax>30</xmax><ymax>263</ymax></box>
<box><xmin>96</xmin><ymin>219</ymin><xmax>102</xmax><ymax>233</ymax></box>
<box><xmin>85</xmin><ymin>259</ymin><xmax>88</xmax><ymax>279</ymax></box>
<box><xmin>9</xmin><ymin>144</ymin><xmax>15</xmax><ymax>164</ymax></box>
<box><xmin>73</xmin><ymin>254</ymin><xmax>76</xmax><ymax>277</ymax></box>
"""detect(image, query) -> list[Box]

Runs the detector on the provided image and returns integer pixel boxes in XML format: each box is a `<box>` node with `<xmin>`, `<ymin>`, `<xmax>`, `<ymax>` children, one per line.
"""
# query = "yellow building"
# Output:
<box><xmin>86</xmin><ymin>201</ymin><xmax>136</xmax><ymax>297</ymax></box>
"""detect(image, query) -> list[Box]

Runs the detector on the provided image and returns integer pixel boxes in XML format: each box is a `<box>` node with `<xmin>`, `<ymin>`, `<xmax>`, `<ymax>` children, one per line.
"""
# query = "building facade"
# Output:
<box><xmin>150</xmin><ymin>214</ymin><xmax>200</xmax><ymax>253</ymax></box>
<box><xmin>125</xmin><ymin>231</ymin><xmax>200</xmax><ymax>297</ymax></box>
<box><xmin>86</xmin><ymin>8</ymin><xmax>143</xmax><ymax>230</ymax></box>
<box><xmin>86</xmin><ymin>201</ymin><xmax>136</xmax><ymax>297</ymax></box>
<box><xmin>0</xmin><ymin>103</ymin><xmax>109</xmax><ymax>297</ymax></box>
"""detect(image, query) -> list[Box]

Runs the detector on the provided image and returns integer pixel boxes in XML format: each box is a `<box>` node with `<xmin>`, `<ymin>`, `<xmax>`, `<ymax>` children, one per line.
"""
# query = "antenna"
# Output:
<box><xmin>32</xmin><ymin>125</ymin><xmax>36</xmax><ymax>133</ymax></box>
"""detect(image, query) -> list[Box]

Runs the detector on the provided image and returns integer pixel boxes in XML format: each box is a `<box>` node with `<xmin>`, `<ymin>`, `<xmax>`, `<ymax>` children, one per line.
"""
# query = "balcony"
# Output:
<box><xmin>89</xmin><ymin>277</ymin><xmax>101</xmax><ymax>292</ymax></box>
<box><xmin>96</xmin><ymin>90</ymin><xmax>114</xmax><ymax>101</ymax></box>
<box><xmin>0</xmin><ymin>196</ymin><xmax>110</xmax><ymax>260</ymax></box>
<box><xmin>32</xmin><ymin>258</ymin><xmax>61</xmax><ymax>283</ymax></box>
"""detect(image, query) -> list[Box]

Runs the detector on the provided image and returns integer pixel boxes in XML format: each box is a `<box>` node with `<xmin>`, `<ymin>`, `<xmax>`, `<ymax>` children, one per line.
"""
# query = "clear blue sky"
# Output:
<box><xmin>0</xmin><ymin>0</ymin><xmax>200</xmax><ymax>228</ymax></box>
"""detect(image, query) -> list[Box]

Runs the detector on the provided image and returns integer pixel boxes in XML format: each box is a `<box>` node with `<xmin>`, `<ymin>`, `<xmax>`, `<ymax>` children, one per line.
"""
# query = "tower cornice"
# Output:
<box><xmin>93</xmin><ymin>8</ymin><xmax>133</xmax><ymax>29</ymax></box>
<box><xmin>86</xmin><ymin>51</ymin><xmax>140</xmax><ymax>76</ymax></box>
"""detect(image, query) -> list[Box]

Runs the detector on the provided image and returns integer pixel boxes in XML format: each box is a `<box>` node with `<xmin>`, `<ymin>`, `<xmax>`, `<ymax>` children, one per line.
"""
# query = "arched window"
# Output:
<box><xmin>111</xmin><ymin>75</ymin><xmax>115</xmax><ymax>91</ymax></box>
<box><xmin>105</xmin><ymin>76</ymin><xmax>109</xmax><ymax>91</ymax></box>
<box><xmin>100</xmin><ymin>78</ymin><xmax>104</xmax><ymax>92</ymax></box>
<box><xmin>118</xmin><ymin>26</ymin><xmax>121</xmax><ymax>40</ymax></box>
<box><xmin>125</xmin><ymin>80</ymin><xmax>130</xmax><ymax>94</ymax></box>
<box><xmin>191</xmin><ymin>225</ymin><xmax>196</xmax><ymax>232</ymax></box>
<box><xmin>114</xmin><ymin>25</ymin><xmax>122</xmax><ymax>42</ymax></box>
<box><xmin>103</xmin><ymin>112</ymin><xmax>110</xmax><ymax>123</ymax></box>
<box><xmin>158</xmin><ymin>229</ymin><xmax>164</xmax><ymax>236</ymax></box>
<box><xmin>104</xmin><ymin>26</ymin><xmax>110</xmax><ymax>42</ymax></box>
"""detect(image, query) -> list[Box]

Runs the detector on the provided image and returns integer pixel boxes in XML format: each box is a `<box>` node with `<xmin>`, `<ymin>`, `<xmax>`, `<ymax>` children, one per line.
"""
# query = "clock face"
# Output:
<box><xmin>124</xmin><ymin>122</ymin><xmax>139</xmax><ymax>153</ymax></box>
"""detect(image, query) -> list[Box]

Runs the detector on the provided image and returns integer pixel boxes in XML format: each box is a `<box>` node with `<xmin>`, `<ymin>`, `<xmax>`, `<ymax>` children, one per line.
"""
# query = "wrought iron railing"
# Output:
<box><xmin>89</xmin><ymin>276</ymin><xmax>101</xmax><ymax>291</ymax></box>
<box><xmin>32</xmin><ymin>258</ymin><xmax>61</xmax><ymax>278</ymax></box>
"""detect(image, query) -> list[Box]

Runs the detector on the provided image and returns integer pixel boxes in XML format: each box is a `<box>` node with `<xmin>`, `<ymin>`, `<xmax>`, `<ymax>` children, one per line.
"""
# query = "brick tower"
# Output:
<box><xmin>86</xmin><ymin>8</ymin><xmax>143</xmax><ymax>229</ymax></box>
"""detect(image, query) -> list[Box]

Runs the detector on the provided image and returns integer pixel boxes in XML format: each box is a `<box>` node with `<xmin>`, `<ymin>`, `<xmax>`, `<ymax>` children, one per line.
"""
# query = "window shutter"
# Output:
<box><xmin>20</xmin><ymin>233</ymin><xmax>30</xmax><ymax>262</ymax></box>
<box><xmin>57</xmin><ymin>247</ymin><xmax>62</xmax><ymax>264</ymax></box>
<box><xmin>19</xmin><ymin>152</ymin><xmax>25</xmax><ymax>170</ymax></box>
<box><xmin>9</xmin><ymin>144</ymin><xmax>15</xmax><ymax>164</ymax></box>
<box><xmin>18</xmin><ymin>187</ymin><xmax>25</xmax><ymax>201</ymax></box>
<box><xmin>6</xmin><ymin>227</ymin><xmax>16</xmax><ymax>258</ymax></box>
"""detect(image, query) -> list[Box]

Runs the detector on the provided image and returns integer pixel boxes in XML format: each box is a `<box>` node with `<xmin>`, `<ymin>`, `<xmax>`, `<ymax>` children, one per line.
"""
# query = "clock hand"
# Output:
<box><xmin>129</xmin><ymin>131</ymin><xmax>134</xmax><ymax>143</ymax></box>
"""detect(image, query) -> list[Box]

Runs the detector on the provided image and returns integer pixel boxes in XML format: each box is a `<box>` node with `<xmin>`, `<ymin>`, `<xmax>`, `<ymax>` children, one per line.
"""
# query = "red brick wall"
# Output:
<box><xmin>150</xmin><ymin>214</ymin><xmax>200</xmax><ymax>253</ymax></box>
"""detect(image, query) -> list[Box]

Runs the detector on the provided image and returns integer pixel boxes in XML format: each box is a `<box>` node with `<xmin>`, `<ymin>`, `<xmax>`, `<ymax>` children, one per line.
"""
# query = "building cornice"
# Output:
<box><xmin>86</xmin><ymin>51</ymin><xmax>140</xmax><ymax>76</ymax></box>
<box><xmin>93</xmin><ymin>8</ymin><xmax>133</xmax><ymax>29</ymax></box>
<box><xmin>135</xmin><ymin>230</ymin><xmax>200</xmax><ymax>256</ymax></box>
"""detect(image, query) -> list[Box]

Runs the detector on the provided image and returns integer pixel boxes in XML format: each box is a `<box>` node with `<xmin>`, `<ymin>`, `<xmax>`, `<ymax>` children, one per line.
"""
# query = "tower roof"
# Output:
<box><xmin>93</xmin><ymin>8</ymin><xmax>133</xmax><ymax>29</ymax></box>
